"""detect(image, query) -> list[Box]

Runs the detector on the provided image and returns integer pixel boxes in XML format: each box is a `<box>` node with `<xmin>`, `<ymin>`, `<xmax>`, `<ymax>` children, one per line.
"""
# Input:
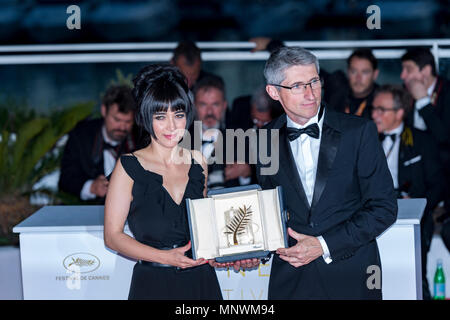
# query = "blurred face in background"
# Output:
<box><xmin>194</xmin><ymin>87</ymin><xmax>227</xmax><ymax>129</ymax></box>
<box><xmin>348</xmin><ymin>57</ymin><xmax>379</xmax><ymax>98</ymax></box>
<box><xmin>251</xmin><ymin>105</ymin><xmax>272</xmax><ymax>128</ymax></box>
<box><xmin>101</xmin><ymin>103</ymin><xmax>134</xmax><ymax>142</ymax></box>
<box><xmin>173</xmin><ymin>55</ymin><xmax>201</xmax><ymax>89</ymax></box>
<box><xmin>371</xmin><ymin>92</ymin><xmax>404</xmax><ymax>133</ymax></box>
<box><xmin>400</xmin><ymin>60</ymin><xmax>433</xmax><ymax>91</ymax></box>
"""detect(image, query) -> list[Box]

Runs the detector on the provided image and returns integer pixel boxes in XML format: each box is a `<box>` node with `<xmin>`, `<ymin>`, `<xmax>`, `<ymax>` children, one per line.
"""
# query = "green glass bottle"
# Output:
<box><xmin>433</xmin><ymin>259</ymin><xmax>446</xmax><ymax>300</ymax></box>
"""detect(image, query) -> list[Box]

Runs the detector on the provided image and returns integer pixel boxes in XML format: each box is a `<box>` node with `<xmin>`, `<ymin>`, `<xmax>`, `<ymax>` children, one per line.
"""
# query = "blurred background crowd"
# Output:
<box><xmin>1</xmin><ymin>0</ymin><xmax>450</xmax><ymax>300</ymax></box>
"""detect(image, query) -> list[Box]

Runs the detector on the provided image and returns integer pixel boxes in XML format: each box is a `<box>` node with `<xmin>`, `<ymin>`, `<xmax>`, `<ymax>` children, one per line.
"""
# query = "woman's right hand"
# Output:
<box><xmin>160</xmin><ymin>241</ymin><xmax>207</xmax><ymax>269</ymax></box>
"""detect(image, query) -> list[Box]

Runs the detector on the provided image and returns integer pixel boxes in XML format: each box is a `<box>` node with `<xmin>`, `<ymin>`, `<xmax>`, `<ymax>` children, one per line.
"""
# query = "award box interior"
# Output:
<box><xmin>186</xmin><ymin>184</ymin><xmax>288</xmax><ymax>262</ymax></box>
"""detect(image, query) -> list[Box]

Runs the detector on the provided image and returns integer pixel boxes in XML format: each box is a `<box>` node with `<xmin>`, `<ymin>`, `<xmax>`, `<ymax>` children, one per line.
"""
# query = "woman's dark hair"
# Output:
<box><xmin>132</xmin><ymin>64</ymin><xmax>194</xmax><ymax>142</ymax></box>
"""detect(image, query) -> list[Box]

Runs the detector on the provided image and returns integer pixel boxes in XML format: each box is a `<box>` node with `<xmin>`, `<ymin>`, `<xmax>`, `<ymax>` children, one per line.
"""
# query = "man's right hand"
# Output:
<box><xmin>249</xmin><ymin>37</ymin><xmax>272</xmax><ymax>52</ymax></box>
<box><xmin>90</xmin><ymin>175</ymin><xmax>109</xmax><ymax>197</ymax></box>
<box><xmin>405</xmin><ymin>78</ymin><xmax>428</xmax><ymax>100</ymax></box>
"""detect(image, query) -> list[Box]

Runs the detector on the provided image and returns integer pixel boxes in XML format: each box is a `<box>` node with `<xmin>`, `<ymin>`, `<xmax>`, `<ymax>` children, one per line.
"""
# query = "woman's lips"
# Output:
<box><xmin>163</xmin><ymin>134</ymin><xmax>176</xmax><ymax>140</ymax></box>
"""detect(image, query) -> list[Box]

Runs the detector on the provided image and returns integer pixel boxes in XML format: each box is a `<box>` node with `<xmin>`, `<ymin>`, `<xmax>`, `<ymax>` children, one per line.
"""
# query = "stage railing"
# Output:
<box><xmin>0</xmin><ymin>39</ymin><xmax>449</xmax><ymax>69</ymax></box>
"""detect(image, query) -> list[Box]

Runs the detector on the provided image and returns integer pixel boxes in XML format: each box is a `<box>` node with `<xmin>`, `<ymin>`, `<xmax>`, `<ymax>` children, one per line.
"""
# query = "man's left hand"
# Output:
<box><xmin>276</xmin><ymin>228</ymin><xmax>323</xmax><ymax>268</ymax></box>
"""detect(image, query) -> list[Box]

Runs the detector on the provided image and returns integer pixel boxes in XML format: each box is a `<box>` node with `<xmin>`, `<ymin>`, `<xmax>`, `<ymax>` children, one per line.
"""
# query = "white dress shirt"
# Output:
<box><xmin>286</xmin><ymin>109</ymin><xmax>332</xmax><ymax>264</ymax></box>
<box><xmin>382</xmin><ymin>123</ymin><xmax>404</xmax><ymax>190</ymax></box>
<box><xmin>413</xmin><ymin>79</ymin><xmax>437</xmax><ymax>131</ymax></box>
<box><xmin>80</xmin><ymin>126</ymin><xmax>119</xmax><ymax>200</ymax></box>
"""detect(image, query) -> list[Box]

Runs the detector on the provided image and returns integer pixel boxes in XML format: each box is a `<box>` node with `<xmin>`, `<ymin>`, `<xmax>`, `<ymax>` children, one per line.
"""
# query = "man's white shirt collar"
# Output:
<box><xmin>286</xmin><ymin>106</ymin><xmax>325</xmax><ymax>133</ymax></box>
<box><xmin>384</xmin><ymin>122</ymin><xmax>404</xmax><ymax>136</ymax></box>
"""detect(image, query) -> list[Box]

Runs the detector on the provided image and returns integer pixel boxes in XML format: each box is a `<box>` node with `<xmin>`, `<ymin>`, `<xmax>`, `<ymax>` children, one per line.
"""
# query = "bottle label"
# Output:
<box><xmin>434</xmin><ymin>283</ymin><xmax>446</xmax><ymax>298</ymax></box>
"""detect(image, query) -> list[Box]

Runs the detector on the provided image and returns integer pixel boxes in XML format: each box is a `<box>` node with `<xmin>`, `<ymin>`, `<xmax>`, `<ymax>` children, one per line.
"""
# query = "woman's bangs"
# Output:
<box><xmin>152</xmin><ymin>83</ymin><xmax>188</xmax><ymax>114</ymax></box>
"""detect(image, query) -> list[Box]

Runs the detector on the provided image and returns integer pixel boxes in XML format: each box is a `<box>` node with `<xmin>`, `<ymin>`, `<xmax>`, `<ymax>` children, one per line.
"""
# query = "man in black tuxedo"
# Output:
<box><xmin>58</xmin><ymin>85</ymin><xmax>136</xmax><ymax>203</ymax></box>
<box><xmin>371</xmin><ymin>84</ymin><xmax>445</xmax><ymax>299</ymax></box>
<box><xmin>400</xmin><ymin>47</ymin><xmax>450</xmax><ymax>219</ymax></box>
<box><xmin>189</xmin><ymin>75</ymin><xmax>253</xmax><ymax>190</ymax></box>
<box><xmin>257</xmin><ymin>46</ymin><xmax>397</xmax><ymax>299</ymax></box>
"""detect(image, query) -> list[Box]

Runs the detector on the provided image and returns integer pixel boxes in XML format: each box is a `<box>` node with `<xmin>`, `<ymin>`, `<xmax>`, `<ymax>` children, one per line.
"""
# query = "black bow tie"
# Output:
<box><xmin>103</xmin><ymin>141</ymin><xmax>119</xmax><ymax>150</ymax></box>
<box><xmin>286</xmin><ymin>123</ymin><xmax>320</xmax><ymax>141</ymax></box>
<box><xmin>379</xmin><ymin>133</ymin><xmax>397</xmax><ymax>143</ymax></box>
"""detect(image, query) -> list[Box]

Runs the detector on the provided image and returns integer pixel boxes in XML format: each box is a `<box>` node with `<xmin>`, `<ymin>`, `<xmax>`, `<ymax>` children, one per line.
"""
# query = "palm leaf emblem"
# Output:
<box><xmin>224</xmin><ymin>205</ymin><xmax>252</xmax><ymax>245</ymax></box>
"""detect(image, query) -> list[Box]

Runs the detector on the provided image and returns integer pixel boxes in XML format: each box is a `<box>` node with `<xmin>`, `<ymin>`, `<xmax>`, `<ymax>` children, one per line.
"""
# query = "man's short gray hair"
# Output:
<box><xmin>264</xmin><ymin>46</ymin><xmax>320</xmax><ymax>85</ymax></box>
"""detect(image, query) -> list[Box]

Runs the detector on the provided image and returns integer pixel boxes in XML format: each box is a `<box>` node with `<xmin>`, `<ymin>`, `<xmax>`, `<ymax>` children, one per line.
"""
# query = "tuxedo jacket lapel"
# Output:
<box><xmin>311</xmin><ymin>108</ymin><xmax>341</xmax><ymax>209</ymax></box>
<box><xmin>311</xmin><ymin>125</ymin><xmax>339</xmax><ymax>209</ymax></box>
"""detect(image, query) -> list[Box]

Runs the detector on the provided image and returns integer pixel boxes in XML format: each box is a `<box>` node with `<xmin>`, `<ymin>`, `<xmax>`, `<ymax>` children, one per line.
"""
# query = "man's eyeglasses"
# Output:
<box><xmin>372</xmin><ymin>106</ymin><xmax>398</xmax><ymax>114</ymax></box>
<box><xmin>269</xmin><ymin>78</ymin><xmax>323</xmax><ymax>95</ymax></box>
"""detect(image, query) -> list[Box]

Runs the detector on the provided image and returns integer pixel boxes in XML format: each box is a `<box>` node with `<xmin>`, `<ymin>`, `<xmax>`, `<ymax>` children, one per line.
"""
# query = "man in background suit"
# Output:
<box><xmin>257</xmin><ymin>46</ymin><xmax>397</xmax><ymax>299</ymax></box>
<box><xmin>190</xmin><ymin>75</ymin><xmax>252</xmax><ymax>190</ymax></box>
<box><xmin>371</xmin><ymin>84</ymin><xmax>445</xmax><ymax>299</ymax></box>
<box><xmin>400</xmin><ymin>47</ymin><xmax>450</xmax><ymax>221</ymax></box>
<box><xmin>58</xmin><ymin>85</ymin><xmax>136</xmax><ymax>203</ymax></box>
<box><xmin>344</xmin><ymin>49</ymin><xmax>379</xmax><ymax>118</ymax></box>
<box><xmin>326</xmin><ymin>49</ymin><xmax>379</xmax><ymax>119</ymax></box>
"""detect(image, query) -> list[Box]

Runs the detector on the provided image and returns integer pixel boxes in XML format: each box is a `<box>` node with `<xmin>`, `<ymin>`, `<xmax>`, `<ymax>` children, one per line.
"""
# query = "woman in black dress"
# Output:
<box><xmin>104</xmin><ymin>64</ymin><xmax>223</xmax><ymax>299</ymax></box>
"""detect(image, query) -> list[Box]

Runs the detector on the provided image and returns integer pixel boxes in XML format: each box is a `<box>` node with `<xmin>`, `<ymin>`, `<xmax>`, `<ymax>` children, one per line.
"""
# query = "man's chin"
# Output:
<box><xmin>204</xmin><ymin>121</ymin><xmax>219</xmax><ymax>129</ymax></box>
<box><xmin>352</xmin><ymin>87</ymin><xmax>369</xmax><ymax>96</ymax></box>
<box><xmin>111</xmin><ymin>134</ymin><xmax>127</xmax><ymax>142</ymax></box>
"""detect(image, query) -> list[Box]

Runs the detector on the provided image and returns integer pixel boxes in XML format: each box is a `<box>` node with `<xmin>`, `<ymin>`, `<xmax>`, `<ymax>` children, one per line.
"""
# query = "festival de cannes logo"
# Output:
<box><xmin>63</xmin><ymin>253</ymin><xmax>100</xmax><ymax>274</ymax></box>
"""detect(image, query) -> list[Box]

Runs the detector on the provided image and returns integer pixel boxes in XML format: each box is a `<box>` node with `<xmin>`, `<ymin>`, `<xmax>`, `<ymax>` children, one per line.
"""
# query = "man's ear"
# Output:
<box><xmin>396</xmin><ymin>108</ymin><xmax>405</xmax><ymax>122</ymax></box>
<box><xmin>101</xmin><ymin>104</ymin><xmax>107</xmax><ymax>118</ymax></box>
<box><xmin>373</xmin><ymin>69</ymin><xmax>379</xmax><ymax>81</ymax></box>
<box><xmin>266</xmin><ymin>85</ymin><xmax>280</xmax><ymax>101</ymax></box>
<box><xmin>421</xmin><ymin>64</ymin><xmax>432</xmax><ymax>78</ymax></box>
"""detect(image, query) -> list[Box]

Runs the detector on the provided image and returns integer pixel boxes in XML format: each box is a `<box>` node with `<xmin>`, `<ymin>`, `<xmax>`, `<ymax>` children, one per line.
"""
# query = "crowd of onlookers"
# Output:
<box><xmin>57</xmin><ymin>39</ymin><xmax>450</xmax><ymax>299</ymax></box>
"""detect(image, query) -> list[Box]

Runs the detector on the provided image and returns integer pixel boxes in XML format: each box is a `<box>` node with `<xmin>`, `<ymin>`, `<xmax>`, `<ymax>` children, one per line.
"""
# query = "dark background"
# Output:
<box><xmin>1</xmin><ymin>0</ymin><xmax>449</xmax><ymax>44</ymax></box>
<box><xmin>1</xmin><ymin>0</ymin><xmax>449</xmax><ymax>113</ymax></box>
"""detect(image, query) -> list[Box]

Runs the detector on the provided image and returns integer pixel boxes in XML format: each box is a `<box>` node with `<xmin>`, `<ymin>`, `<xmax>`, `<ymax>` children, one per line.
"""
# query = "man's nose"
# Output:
<box><xmin>400</xmin><ymin>69</ymin><xmax>407</xmax><ymax>81</ymax></box>
<box><xmin>206</xmin><ymin>105</ymin><xmax>215</xmax><ymax>114</ymax></box>
<box><xmin>355</xmin><ymin>73</ymin><xmax>362</xmax><ymax>82</ymax></box>
<box><xmin>119</xmin><ymin>122</ymin><xmax>128</xmax><ymax>131</ymax></box>
<box><xmin>303</xmin><ymin>84</ymin><xmax>315</xmax><ymax>99</ymax></box>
